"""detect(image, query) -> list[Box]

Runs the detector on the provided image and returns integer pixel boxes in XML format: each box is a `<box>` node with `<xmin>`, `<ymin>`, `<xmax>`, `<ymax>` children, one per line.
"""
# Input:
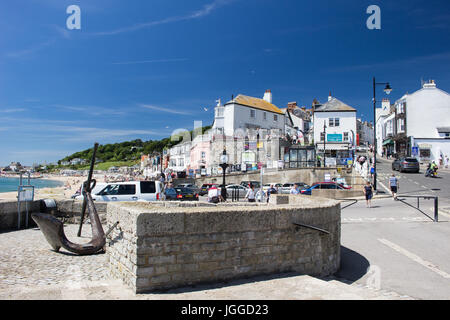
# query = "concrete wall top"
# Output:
<box><xmin>107</xmin><ymin>196</ymin><xmax>340</xmax><ymax>237</ymax></box>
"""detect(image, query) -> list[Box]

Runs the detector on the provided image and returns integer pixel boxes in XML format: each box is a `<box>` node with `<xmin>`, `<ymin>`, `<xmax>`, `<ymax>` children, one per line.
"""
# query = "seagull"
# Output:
<box><xmin>203</xmin><ymin>107</ymin><xmax>209</xmax><ymax>112</ymax></box>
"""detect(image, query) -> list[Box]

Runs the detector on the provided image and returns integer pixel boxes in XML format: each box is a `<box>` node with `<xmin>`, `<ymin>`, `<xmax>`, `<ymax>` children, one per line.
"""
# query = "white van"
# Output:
<box><xmin>76</xmin><ymin>181</ymin><xmax>164</xmax><ymax>202</ymax></box>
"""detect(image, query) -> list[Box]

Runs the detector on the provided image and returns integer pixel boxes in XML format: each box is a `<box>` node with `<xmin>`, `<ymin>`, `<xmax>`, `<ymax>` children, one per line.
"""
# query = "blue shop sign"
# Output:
<box><xmin>327</xmin><ymin>134</ymin><xmax>343</xmax><ymax>142</ymax></box>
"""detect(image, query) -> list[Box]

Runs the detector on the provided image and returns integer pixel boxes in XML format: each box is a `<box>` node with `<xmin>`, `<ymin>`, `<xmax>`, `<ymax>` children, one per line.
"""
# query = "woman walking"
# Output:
<box><xmin>363</xmin><ymin>181</ymin><xmax>373</xmax><ymax>208</ymax></box>
<box><xmin>245</xmin><ymin>185</ymin><xmax>256</xmax><ymax>203</ymax></box>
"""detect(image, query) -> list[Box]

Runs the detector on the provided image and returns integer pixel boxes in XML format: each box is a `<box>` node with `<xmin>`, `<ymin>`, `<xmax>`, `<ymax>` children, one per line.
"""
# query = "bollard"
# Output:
<box><xmin>434</xmin><ymin>197</ymin><xmax>439</xmax><ymax>222</ymax></box>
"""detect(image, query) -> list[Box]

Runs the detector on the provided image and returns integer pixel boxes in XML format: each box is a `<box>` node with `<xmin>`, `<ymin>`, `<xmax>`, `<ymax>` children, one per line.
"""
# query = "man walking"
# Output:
<box><xmin>290</xmin><ymin>183</ymin><xmax>300</xmax><ymax>195</ymax></box>
<box><xmin>389</xmin><ymin>174</ymin><xmax>399</xmax><ymax>200</ymax></box>
<box><xmin>266</xmin><ymin>184</ymin><xmax>278</xmax><ymax>203</ymax></box>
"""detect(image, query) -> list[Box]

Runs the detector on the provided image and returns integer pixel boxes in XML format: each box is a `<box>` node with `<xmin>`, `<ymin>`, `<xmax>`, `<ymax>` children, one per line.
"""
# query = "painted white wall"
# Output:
<box><xmin>402</xmin><ymin>83</ymin><xmax>450</xmax><ymax>138</ymax></box>
<box><xmin>414</xmin><ymin>138</ymin><xmax>450</xmax><ymax>163</ymax></box>
<box><xmin>215</xmin><ymin>103</ymin><xmax>285</xmax><ymax>137</ymax></box>
<box><xmin>313</xmin><ymin>111</ymin><xmax>357</xmax><ymax>145</ymax></box>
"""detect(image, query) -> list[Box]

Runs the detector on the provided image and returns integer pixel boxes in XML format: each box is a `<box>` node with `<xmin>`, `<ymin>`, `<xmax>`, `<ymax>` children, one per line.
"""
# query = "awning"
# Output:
<box><xmin>382</xmin><ymin>139</ymin><xmax>394</xmax><ymax>146</ymax></box>
<box><xmin>316</xmin><ymin>142</ymin><xmax>351</xmax><ymax>151</ymax></box>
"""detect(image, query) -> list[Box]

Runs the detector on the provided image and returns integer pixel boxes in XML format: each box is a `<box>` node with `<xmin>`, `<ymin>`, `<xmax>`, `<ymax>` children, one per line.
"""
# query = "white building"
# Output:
<box><xmin>212</xmin><ymin>90</ymin><xmax>285</xmax><ymax>137</ymax></box>
<box><xmin>167</xmin><ymin>141</ymin><xmax>191</xmax><ymax>173</ymax></box>
<box><xmin>313</xmin><ymin>95</ymin><xmax>357</xmax><ymax>163</ymax></box>
<box><xmin>375</xmin><ymin>99</ymin><xmax>392</xmax><ymax>156</ymax></box>
<box><xmin>357</xmin><ymin>119</ymin><xmax>374</xmax><ymax>146</ymax></box>
<box><xmin>393</xmin><ymin>80</ymin><xmax>450</xmax><ymax>163</ymax></box>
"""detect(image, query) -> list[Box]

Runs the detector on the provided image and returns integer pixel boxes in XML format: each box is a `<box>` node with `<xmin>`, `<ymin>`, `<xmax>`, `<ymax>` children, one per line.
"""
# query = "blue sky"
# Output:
<box><xmin>1</xmin><ymin>0</ymin><xmax>449</xmax><ymax>165</ymax></box>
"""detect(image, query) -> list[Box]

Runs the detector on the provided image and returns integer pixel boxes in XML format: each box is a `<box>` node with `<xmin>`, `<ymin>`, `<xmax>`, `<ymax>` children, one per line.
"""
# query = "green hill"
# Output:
<box><xmin>57</xmin><ymin>126</ymin><xmax>211</xmax><ymax>168</ymax></box>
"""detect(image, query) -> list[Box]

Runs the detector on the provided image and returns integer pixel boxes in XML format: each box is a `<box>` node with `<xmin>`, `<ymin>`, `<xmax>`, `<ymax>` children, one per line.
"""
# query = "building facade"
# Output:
<box><xmin>393</xmin><ymin>80</ymin><xmax>450</xmax><ymax>163</ymax></box>
<box><xmin>313</xmin><ymin>95</ymin><xmax>357</xmax><ymax>165</ymax></box>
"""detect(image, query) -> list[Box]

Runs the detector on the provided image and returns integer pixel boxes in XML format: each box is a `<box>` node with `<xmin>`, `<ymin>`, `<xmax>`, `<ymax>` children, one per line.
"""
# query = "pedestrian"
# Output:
<box><xmin>370</xmin><ymin>164</ymin><xmax>375</xmax><ymax>179</ymax></box>
<box><xmin>439</xmin><ymin>154</ymin><xmax>443</xmax><ymax>167</ymax></box>
<box><xmin>208</xmin><ymin>185</ymin><xmax>220</xmax><ymax>203</ymax></box>
<box><xmin>363</xmin><ymin>181</ymin><xmax>373</xmax><ymax>208</ymax></box>
<box><xmin>245</xmin><ymin>184</ymin><xmax>256</xmax><ymax>203</ymax></box>
<box><xmin>290</xmin><ymin>183</ymin><xmax>300</xmax><ymax>195</ymax></box>
<box><xmin>445</xmin><ymin>155</ymin><xmax>449</xmax><ymax>169</ymax></box>
<box><xmin>266</xmin><ymin>184</ymin><xmax>278</xmax><ymax>203</ymax></box>
<box><xmin>389</xmin><ymin>174</ymin><xmax>399</xmax><ymax>200</ymax></box>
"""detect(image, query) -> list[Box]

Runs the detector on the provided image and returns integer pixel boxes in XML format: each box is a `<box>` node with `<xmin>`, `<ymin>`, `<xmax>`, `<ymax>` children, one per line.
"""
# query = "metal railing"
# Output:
<box><xmin>396</xmin><ymin>195</ymin><xmax>439</xmax><ymax>222</ymax></box>
<box><xmin>337</xmin><ymin>198</ymin><xmax>359</xmax><ymax>210</ymax></box>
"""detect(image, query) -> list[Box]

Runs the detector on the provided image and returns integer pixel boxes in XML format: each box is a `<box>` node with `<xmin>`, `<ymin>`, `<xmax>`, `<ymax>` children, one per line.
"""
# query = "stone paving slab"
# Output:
<box><xmin>0</xmin><ymin>224</ymin><xmax>413</xmax><ymax>300</ymax></box>
<box><xmin>0</xmin><ymin>224</ymin><xmax>109</xmax><ymax>291</ymax></box>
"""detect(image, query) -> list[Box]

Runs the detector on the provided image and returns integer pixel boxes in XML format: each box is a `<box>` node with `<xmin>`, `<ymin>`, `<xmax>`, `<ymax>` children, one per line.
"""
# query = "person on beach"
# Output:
<box><xmin>389</xmin><ymin>174</ymin><xmax>399</xmax><ymax>200</ymax></box>
<box><xmin>245</xmin><ymin>185</ymin><xmax>256</xmax><ymax>202</ymax></box>
<box><xmin>363</xmin><ymin>181</ymin><xmax>373</xmax><ymax>208</ymax></box>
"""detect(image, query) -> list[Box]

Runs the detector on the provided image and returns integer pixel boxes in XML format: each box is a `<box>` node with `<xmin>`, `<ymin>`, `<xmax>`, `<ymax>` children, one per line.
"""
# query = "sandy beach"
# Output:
<box><xmin>0</xmin><ymin>174</ymin><xmax>105</xmax><ymax>202</ymax></box>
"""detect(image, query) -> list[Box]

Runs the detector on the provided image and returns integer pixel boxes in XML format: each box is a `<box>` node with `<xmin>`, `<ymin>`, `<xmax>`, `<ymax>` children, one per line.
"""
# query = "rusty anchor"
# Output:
<box><xmin>32</xmin><ymin>143</ymin><xmax>106</xmax><ymax>255</ymax></box>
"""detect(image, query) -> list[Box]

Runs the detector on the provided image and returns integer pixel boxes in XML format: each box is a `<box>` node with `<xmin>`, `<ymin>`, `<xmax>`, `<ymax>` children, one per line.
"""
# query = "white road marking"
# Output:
<box><xmin>378</xmin><ymin>238</ymin><xmax>450</xmax><ymax>279</ymax></box>
<box><xmin>414</xmin><ymin>182</ymin><xmax>419</xmax><ymax>185</ymax></box>
<box><xmin>378</xmin><ymin>181</ymin><xmax>392</xmax><ymax>194</ymax></box>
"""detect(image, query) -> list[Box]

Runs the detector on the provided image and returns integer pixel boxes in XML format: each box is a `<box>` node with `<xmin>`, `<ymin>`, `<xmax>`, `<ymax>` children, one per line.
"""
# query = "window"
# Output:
<box><xmin>334</xmin><ymin>118</ymin><xmax>340</xmax><ymax>126</ymax></box>
<box><xmin>343</xmin><ymin>132</ymin><xmax>349</xmax><ymax>141</ymax></box>
<box><xmin>329</xmin><ymin>118</ymin><xmax>334</xmax><ymax>127</ymax></box>
<box><xmin>274</xmin><ymin>114</ymin><xmax>278</xmax><ymax>122</ymax></box>
<box><xmin>320</xmin><ymin>132</ymin><xmax>325</xmax><ymax>141</ymax></box>
<box><xmin>118</xmin><ymin>185</ymin><xmax>136</xmax><ymax>195</ymax></box>
<box><xmin>216</xmin><ymin>108</ymin><xmax>224</xmax><ymax>117</ymax></box>
<box><xmin>263</xmin><ymin>112</ymin><xmax>267</xmax><ymax>120</ymax></box>
<box><xmin>201</xmin><ymin>151</ymin><xmax>206</xmax><ymax>159</ymax></box>
<box><xmin>140</xmin><ymin>181</ymin><xmax>156</xmax><ymax>194</ymax></box>
<box><xmin>445</xmin><ymin>133</ymin><xmax>450</xmax><ymax>138</ymax></box>
<box><xmin>179</xmin><ymin>158</ymin><xmax>184</xmax><ymax>167</ymax></box>
<box><xmin>250</xmin><ymin>110</ymin><xmax>256</xmax><ymax>118</ymax></box>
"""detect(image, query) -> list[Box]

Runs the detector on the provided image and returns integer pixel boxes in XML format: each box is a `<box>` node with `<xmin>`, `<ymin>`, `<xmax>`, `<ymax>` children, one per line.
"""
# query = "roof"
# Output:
<box><xmin>314</xmin><ymin>97</ymin><xmax>356</xmax><ymax>112</ymax></box>
<box><xmin>226</xmin><ymin>94</ymin><xmax>284</xmax><ymax>115</ymax></box>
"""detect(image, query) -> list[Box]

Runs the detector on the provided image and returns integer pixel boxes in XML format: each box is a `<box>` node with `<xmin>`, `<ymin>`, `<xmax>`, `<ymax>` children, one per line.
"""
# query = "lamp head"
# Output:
<box><xmin>384</xmin><ymin>83</ymin><xmax>392</xmax><ymax>95</ymax></box>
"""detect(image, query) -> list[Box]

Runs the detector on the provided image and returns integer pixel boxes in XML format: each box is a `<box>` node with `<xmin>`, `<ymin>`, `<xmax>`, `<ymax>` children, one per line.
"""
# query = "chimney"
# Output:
<box><xmin>423</xmin><ymin>80</ymin><xmax>436</xmax><ymax>89</ymax></box>
<box><xmin>287</xmin><ymin>101</ymin><xmax>297</xmax><ymax>111</ymax></box>
<box><xmin>328</xmin><ymin>91</ymin><xmax>332</xmax><ymax>101</ymax></box>
<box><xmin>263</xmin><ymin>90</ymin><xmax>272</xmax><ymax>103</ymax></box>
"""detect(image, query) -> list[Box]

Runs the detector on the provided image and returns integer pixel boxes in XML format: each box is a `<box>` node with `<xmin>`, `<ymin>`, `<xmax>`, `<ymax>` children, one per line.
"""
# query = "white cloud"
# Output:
<box><xmin>93</xmin><ymin>0</ymin><xmax>235</xmax><ymax>36</ymax></box>
<box><xmin>140</xmin><ymin>104</ymin><xmax>191</xmax><ymax>115</ymax></box>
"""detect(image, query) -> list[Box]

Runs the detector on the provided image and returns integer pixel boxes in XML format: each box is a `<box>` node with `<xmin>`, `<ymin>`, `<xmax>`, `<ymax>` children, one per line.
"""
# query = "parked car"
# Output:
<box><xmin>76</xmin><ymin>181</ymin><xmax>165</xmax><ymax>201</ymax></box>
<box><xmin>199</xmin><ymin>183</ymin><xmax>218</xmax><ymax>196</ymax></box>
<box><xmin>240</xmin><ymin>181</ymin><xmax>261</xmax><ymax>188</ymax></box>
<box><xmin>279</xmin><ymin>183</ymin><xmax>309</xmax><ymax>194</ymax></box>
<box><xmin>176</xmin><ymin>183</ymin><xmax>200</xmax><ymax>194</ymax></box>
<box><xmin>225</xmin><ymin>184</ymin><xmax>249</xmax><ymax>198</ymax></box>
<box><xmin>165</xmin><ymin>187</ymin><xmax>199</xmax><ymax>201</ymax></box>
<box><xmin>392</xmin><ymin>157</ymin><xmax>420</xmax><ymax>173</ymax></box>
<box><xmin>301</xmin><ymin>182</ymin><xmax>352</xmax><ymax>195</ymax></box>
<box><xmin>262</xmin><ymin>183</ymin><xmax>283</xmax><ymax>192</ymax></box>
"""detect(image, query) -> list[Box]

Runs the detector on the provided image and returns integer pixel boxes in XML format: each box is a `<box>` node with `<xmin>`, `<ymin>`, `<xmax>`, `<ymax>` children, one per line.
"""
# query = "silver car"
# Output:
<box><xmin>225</xmin><ymin>184</ymin><xmax>249</xmax><ymax>198</ymax></box>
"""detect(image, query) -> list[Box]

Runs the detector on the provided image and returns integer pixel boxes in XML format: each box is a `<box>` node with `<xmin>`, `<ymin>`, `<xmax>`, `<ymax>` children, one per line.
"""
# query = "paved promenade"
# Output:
<box><xmin>0</xmin><ymin>224</ymin><xmax>410</xmax><ymax>300</ymax></box>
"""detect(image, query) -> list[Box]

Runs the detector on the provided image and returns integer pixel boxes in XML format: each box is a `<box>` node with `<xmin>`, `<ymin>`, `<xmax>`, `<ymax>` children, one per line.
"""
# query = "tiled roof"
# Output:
<box><xmin>314</xmin><ymin>97</ymin><xmax>356</xmax><ymax>112</ymax></box>
<box><xmin>227</xmin><ymin>94</ymin><xmax>284</xmax><ymax>114</ymax></box>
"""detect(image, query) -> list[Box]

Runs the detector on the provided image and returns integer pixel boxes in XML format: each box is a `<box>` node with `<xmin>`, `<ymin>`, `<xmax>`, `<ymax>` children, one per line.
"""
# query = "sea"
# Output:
<box><xmin>0</xmin><ymin>177</ymin><xmax>64</xmax><ymax>193</ymax></box>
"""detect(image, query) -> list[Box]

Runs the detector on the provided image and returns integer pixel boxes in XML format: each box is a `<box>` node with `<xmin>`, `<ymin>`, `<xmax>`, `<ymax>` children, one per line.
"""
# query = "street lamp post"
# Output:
<box><xmin>219</xmin><ymin>148</ymin><xmax>229</xmax><ymax>201</ymax></box>
<box><xmin>373</xmin><ymin>77</ymin><xmax>392</xmax><ymax>192</ymax></box>
<box><xmin>323</xmin><ymin>121</ymin><xmax>327</xmax><ymax>166</ymax></box>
